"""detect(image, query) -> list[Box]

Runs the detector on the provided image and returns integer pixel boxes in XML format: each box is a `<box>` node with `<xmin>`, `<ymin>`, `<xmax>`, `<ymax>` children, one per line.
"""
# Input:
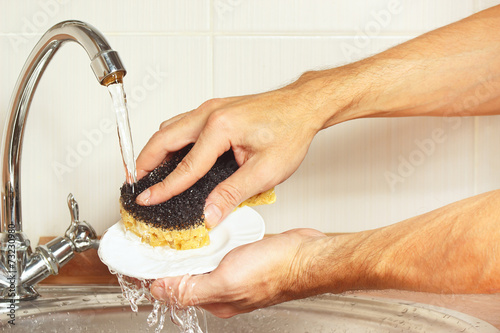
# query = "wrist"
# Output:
<box><xmin>289</xmin><ymin>234</ymin><xmax>354</xmax><ymax>296</ymax></box>
<box><xmin>294</xmin><ymin>231</ymin><xmax>387</xmax><ymax>295</ymax></box>
<box><xmin>283</xmin><ymin>65</ymin><xmax>374</xmax><ymax>131</ymax></box>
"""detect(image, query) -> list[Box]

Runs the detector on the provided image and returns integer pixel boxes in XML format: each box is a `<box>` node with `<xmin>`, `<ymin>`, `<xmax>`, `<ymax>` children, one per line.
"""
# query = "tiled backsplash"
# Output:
<box><xmin>1</xmin><ymin>0</ymin><xmax>497</xmax><ymax>244</ymax></box>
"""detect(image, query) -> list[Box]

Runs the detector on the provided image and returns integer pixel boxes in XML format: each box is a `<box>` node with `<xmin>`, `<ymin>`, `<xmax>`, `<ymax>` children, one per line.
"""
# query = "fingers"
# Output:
<box><xmin>151</xmin><ymin>274</ymin><xmax>254</xmax><ymax>318</ymax></box>
<box><xmin>136</xmin><ymin>98</ymin><xmax>234</xmax><ymax>181</ymax></box>
<box><xmin>159</xmin><ymin>112</ymin><xmax>188</xmax><ymax>130</ymax></box>
<box><xmin>150</xmin><ymin>275</ymin><xmax>184</xmax><ymax>304</ymax></box>
<box><xmin>151</xmin><ymin>273</ymin><xmax>223</xmax><ymax>307</ymax></box>
<box><xmin>136</xmin><ymin>129</ymin><xmax>230</xmax><ymax>206</ymax></box>
<box><xmin>204</xmin><ymin>157</ymin><xmax>273</xmax><ymax>228</ymax></box>
<box><xmin>135</xmin><ymin>134</ymin><xmax>189</xmax><ymax>181</ymax></box>
<box><xmin>135</xmin><ymin>114</ymin><xmax>204</xmax><ymax>181</ymax></box>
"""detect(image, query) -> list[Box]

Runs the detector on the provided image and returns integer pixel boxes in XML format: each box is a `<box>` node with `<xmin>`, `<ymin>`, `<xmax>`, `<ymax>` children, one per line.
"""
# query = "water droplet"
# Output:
<box><xmin>113</xmin><ymin>272</ymin><xmax>207</xmax><ymax>332</ymax></box>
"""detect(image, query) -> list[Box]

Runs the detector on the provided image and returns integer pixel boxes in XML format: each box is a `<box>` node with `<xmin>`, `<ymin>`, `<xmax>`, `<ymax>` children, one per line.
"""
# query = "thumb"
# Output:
<box><xmin>204</xmin><ymin>159</ymin><xmax>269</xmax><ymax>228</ymax></box>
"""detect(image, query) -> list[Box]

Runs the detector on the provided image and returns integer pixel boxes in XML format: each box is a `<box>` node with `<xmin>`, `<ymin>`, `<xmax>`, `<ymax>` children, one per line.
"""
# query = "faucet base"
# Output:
<box><xmin>0</xmin><ymin>285</ymin><xmax>39</xmax><ymax>302</ymax></box>
<box><xmin>0</xmin><ymin>231</ymin><xmax>37</xmax><ymax>301</ymax></box>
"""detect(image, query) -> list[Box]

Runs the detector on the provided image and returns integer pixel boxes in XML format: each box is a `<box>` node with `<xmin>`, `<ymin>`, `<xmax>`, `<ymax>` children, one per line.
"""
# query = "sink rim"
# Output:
<box><xmin>1</xmin><ymin>285</ymin><xmax>498</xmax><ymax>332</ymax></box>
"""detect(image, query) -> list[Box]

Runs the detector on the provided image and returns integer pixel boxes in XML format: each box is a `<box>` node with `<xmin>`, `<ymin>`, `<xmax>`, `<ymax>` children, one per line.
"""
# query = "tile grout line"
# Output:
<box><xmin>0</xmin><ymin>31</ymin><xmax>421</xmax><ymax>38</ymax></box>
<box><xmin>210</xmin><ymin>0</ymin><xmax>215</xmax><ymax>99</ymax></box>
<box><xmin>473</xmin><ymin>0</ymin><xmax>480</xmax><ymax>12</ymax></box>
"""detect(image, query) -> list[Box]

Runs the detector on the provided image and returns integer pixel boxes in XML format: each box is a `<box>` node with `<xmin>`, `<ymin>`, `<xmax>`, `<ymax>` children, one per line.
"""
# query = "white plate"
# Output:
<box><xmin>98</xmin><ymin>206</ymin><xmax>265</xmax><ymax>279</ymax></box>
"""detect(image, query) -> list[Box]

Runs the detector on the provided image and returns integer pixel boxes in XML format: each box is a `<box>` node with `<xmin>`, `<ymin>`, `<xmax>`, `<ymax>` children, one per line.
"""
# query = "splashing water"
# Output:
<box><xmin>111</xmin><ymin>271</ymin><xmax>208</xmax><ymax>333</ymax></box>
<box><xmin>108</xmin><ymin>83</ymin><xmax>137</xmax><ymax>187</ymax></box>
<box><xmin>107</xmin><ymin>83</ymin><xmax>205</xmax><ymax>331</ymax></box>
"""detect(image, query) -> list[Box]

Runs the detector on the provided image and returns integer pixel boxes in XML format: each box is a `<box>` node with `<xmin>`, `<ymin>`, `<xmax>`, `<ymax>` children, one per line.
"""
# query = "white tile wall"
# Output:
<box><xmin>214</xmin><ymin>0</ymin><xmax>474</xmax><ymax>34</ymax></box>
<box><xmin>476</xmin><ymin>116</ymin><xmax>500</xmax><ymax>194</ymax></box>
<box><xmin>0</xmin><ymin>0</ymin><xmax>496</xmax><ymax>244</ymax></box>
<box><xmin>479</xmin><ymin>0</ymin><xmax>500</xmax><ymax>11</ymax></box>
<box><xmin>213</xmin><ymin>36</ymin><xmax>408</xmax><ymax>95</ymax></box>
<box><xmin>0</xmin><ymin>0</ymin><xmax>210</xmax><ymax>33</ymax></box>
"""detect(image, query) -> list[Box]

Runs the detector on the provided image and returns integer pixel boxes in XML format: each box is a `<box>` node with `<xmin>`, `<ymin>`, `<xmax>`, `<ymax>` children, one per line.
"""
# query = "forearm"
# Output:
<box><xmin>151</xmin><ymin>191</ymin><xmax>499</xmax><ymax>317</ymax></box>
<box><xmin>287</xmin><ymin>5</ymin><xmax>500</xmax><ymax>129</ymax></box>
<box><xmin>300</xmin><ymin>190</ymin><xmax>500</xmax><ymax>295</ymax></box>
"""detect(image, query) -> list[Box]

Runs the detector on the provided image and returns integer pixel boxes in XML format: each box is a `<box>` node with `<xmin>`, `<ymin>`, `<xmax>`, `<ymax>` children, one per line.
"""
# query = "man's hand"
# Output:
<box><xmin>134</xmin><ymin>86</ymin><xmax>340</xmax><ymax>228</ymax></box>
<box><xmin>135</xmin><ymin>6</ymin><xmax>500</xmax><ymax>229</ymax></box>
<box><xmin>151</xmin><ymin>190</ymin><xmax>500</xmax><ymax>319</ymax></box>
<box><xmin>141</xmin><ymin>5</ymin><xmax>500</xmax><ymax>317</ymax></box>
<box><xmin>150</xmin><ymin>228</ymin><xmax>328</xmax><ymax>318</ymax></box>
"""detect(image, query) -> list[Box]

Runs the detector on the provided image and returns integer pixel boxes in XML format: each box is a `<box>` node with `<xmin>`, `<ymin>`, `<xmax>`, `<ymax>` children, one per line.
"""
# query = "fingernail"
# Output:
<box><xmin>151</xmin><ymin>285</ymin><xmax>167</xmax><ymax>301</ymax></box>
<box><xmin>204</xmin><ymin>204</ymin><xmax>222</xmax><ymax>228</ymax></box>
<box><xmin>136</xmin><ymin>188</ymin><xmax>151</xmax><ymax>205</ymax></box>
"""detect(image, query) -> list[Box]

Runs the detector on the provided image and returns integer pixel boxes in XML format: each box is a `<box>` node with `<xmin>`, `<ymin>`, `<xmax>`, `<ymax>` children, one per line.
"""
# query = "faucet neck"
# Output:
<box><xmin>0</xmin><ymin>20</ymin><xmax>126</xmax><ymax>233</ymax></box>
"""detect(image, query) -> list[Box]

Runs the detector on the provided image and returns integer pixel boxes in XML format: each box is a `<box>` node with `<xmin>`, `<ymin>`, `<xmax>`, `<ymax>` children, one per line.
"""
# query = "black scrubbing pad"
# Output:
<box><xmin>120</xmin><ymin>144</ymin><xmax>238</xmax><ymax>230</ymax></box>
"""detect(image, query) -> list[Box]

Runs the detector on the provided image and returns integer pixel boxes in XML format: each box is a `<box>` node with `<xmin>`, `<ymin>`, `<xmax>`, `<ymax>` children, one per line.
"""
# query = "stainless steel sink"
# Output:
<box><xmin>0</xmin><ymin>285</ymin><xmax>498</xmax><ymax>332</ymax></box>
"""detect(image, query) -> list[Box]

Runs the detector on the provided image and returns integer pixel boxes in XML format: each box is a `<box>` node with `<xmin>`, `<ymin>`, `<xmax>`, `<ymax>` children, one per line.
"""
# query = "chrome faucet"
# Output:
<box><xmin>0</xmin><ymin>21</ymin><xmax>126</xmax><ymax>301</ymax></box>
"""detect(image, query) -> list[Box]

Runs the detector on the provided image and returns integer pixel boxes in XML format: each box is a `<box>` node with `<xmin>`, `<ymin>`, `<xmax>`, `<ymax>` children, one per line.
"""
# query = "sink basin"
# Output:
<box><xmin>0</xmin><ymin>286</ymin><xmax>498</xmax><ymax>332</ymax></box>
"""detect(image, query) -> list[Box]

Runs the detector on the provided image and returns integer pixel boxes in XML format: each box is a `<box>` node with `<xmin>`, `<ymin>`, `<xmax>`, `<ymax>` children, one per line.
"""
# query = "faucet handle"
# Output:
<box><xmin>65</xmin><ymin>193</ymin><xmax>99</xmax><ymax>252</ymax></box>
<box><xmin>67</xmin><ymin>193</ymin><xmax>79</xmax><ymax>223</ymax></box>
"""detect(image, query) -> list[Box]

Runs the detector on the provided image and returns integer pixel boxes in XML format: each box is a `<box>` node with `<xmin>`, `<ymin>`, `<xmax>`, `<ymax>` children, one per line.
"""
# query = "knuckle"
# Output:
<box><xmin>154</xmin><ymin>278</ymin><xmax>170</xmax><ymax>294</ymax></box>
<box><xmin>156</xmin><ymin>179</ymin><xmax>172</xmax><ymax>196</ymax></box>
<box><xmin>154</xmin><ymin>178</ymin><xmax>178</xmax><ymax>202</ymax></box>
<box><xmin>159</xmin><ymin>120</ymin><xmax>170</xmax><ymax>129</ymax></box>
<box><xmin>186</xmin><ymin>293</ymin><xmax>201</xmax><ymax>307</ymax></box>
<box><xmin>206</xmin><ymin>109</ymin><xmax>231</xmax><ymax>130</ymax></box>
<box><xmin>199</xmin><ymin>98</ymin><xmax>224</xmax><ymax>111</ymax></box>
<box><xmin>159</xmin><ymin>111</ymin><xmax>191</xmax><ymax>129</ymax></box>
<box><xmin>215</xmin><ymin>183</ymin><xmax>243</xmax><ymax>208</ymax></box>
<box><xmin>150</xmin><ymin>129</ymin><xmax>162</xmax><ymax>140</ymax></box>
<box><xmin>176</xmin><ymin>157</ymin><xmax>196</xmax><ymax>177</ymax></box>
<box><xmin>150</xmin><ymin>129</ymin><xmax>166</xmax><ymax>144</ymax></box>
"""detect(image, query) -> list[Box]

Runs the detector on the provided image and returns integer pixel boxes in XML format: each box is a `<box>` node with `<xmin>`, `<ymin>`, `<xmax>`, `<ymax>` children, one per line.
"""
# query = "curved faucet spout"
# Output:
<box><xmin>0</xmin><ymin>20</ymin><xmax>126</xmax><ymax>234</ymax></box>
<box><xmin>0</xmin><ymin>21</ymin><xmax>125</xmax><ymax>301</ymax></box>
